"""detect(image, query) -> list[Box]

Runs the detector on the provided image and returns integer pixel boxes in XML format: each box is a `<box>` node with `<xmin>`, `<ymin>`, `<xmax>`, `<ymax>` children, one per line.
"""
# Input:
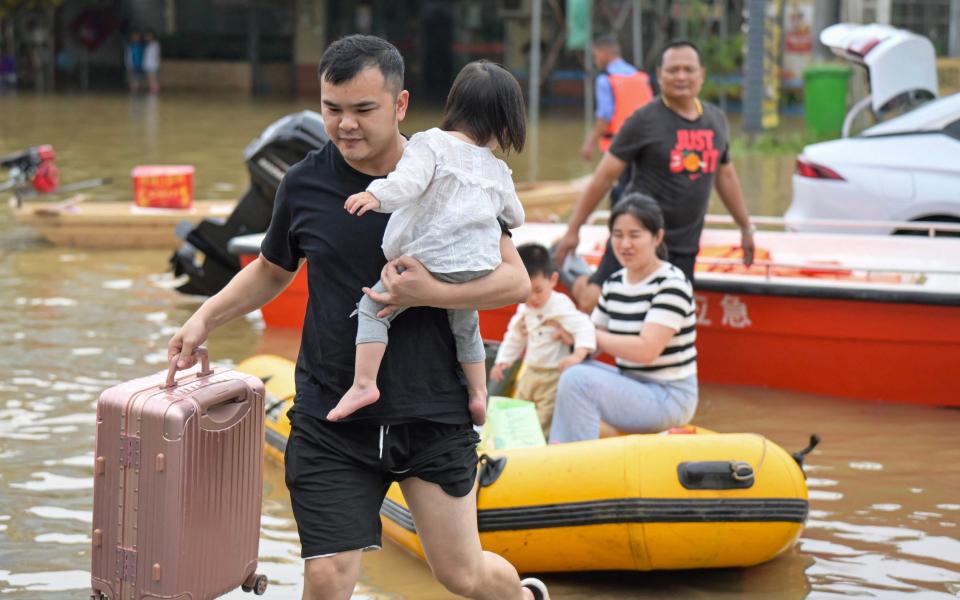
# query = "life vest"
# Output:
<box><xmin>599</xmin><ymin>71</ymin><xmax>654</xmax><ymax>152</ymax></box>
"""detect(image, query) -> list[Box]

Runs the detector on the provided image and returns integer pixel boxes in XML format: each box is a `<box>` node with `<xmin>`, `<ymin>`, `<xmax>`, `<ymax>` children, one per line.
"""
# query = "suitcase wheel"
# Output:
<box><xmin>242</xmin><ymin>573</ymin><xmax>268</xmax><ymax>595</ymax></box>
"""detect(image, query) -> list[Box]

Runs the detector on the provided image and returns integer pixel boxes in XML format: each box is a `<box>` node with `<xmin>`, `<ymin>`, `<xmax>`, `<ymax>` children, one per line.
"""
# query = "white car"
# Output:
<box><xmin>786</xmin><ymin>93</ymin><xmax>960</xmax><ymax>234</ymax></box>
<box><xmin>785</xmin><ymin>23</ymin><xmax>960</xmax><ymax>235</ymax></box>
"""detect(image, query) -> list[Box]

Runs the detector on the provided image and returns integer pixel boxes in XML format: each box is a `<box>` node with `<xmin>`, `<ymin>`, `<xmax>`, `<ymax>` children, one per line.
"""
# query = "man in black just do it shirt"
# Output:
<box><xmin>555</xmin><ymin>40</ymin><xmax>756</xmax><ymax>313</ymax></box>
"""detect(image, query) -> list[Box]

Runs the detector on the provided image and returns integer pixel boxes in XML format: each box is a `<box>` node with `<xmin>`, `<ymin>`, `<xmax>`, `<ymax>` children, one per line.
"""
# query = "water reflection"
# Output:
<box><xmin>0</xmin><ymin>570</ymin><xmax>92</xmax><ymax>594</ymax></box>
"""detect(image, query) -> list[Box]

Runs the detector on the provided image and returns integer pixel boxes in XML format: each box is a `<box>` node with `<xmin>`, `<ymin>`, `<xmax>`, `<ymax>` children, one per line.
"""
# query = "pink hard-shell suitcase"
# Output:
<box><xmin>91</xmin><ymin>348</ymin><xmax>268</xmax><ymax>600</ymax></box>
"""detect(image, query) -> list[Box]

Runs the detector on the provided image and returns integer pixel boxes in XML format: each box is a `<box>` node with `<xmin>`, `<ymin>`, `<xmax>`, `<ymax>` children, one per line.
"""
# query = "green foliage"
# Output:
<box><xmin>703</xmin><ymin>31</ymin><xmax>744</xmax><ymax>75</ymax></box>
<box><xmin>681</xmin><ymin>0</ymin><xmax>743</xmax><ymax>74</ymax></box>
<box><xmin>699</xmin><ymin>32</ymin><xmax>745</xmax><ymax>104</ymax></box>
<box><xmin>675</xmin><ymin>0</ymin><xmax>744</xmax><ymax>104</ymax></box>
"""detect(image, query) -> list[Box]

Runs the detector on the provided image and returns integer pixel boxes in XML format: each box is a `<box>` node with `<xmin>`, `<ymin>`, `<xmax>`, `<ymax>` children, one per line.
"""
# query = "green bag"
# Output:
<box><xmin>482</xmin><ymin>396</ymin><xmax>547</xmax><ymax>450</ymax></box>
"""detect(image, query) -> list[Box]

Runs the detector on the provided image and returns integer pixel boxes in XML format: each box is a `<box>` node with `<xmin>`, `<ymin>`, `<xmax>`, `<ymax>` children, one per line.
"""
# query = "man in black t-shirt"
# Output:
<box><xmin>555</xmin><ymin>40</ymin><xmax>755</xmax><ymax>313</ymax></box>
<box><xmin>168</xmin><ymin>36</ymin><xmax>547</xmax><ymax>600</ymax></box>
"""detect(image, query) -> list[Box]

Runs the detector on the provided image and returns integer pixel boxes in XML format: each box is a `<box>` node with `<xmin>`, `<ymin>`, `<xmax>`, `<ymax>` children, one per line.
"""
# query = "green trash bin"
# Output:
<box><xmin>803</xmin><ymin>64</ymin><xmax>852</xmax><ymax>138</ymax></box>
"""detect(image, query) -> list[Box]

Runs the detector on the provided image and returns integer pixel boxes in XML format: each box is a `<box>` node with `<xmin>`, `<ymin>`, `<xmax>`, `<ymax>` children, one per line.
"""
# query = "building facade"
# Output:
<box><xmin>1</xmin><ymin>0</ymin><xmax>957</xmax><ymax>96</ymax></box>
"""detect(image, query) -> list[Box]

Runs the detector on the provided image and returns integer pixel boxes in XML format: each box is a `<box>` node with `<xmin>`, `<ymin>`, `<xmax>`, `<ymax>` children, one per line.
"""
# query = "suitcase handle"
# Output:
<box><xmin>194</xmin><ymin>380</ymin><xmax>252</xmax><ymax>431</ymax></box>
<box><xmin>162</xmin><ymin>347</ymin><xmax>214</xmax><ymax>389</ymax></box>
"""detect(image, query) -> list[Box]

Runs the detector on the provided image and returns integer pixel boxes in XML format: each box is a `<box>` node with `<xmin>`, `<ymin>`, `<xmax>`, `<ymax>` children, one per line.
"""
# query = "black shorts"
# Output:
<box><xmin>283</xmin><ymin>410</ymin><xmax>480</xmax><ymax>558</ymax></box>
<box><xmin>587</xmin><ymin>241</ymin><xmax>697</xmax><ymax>286</ymax></box>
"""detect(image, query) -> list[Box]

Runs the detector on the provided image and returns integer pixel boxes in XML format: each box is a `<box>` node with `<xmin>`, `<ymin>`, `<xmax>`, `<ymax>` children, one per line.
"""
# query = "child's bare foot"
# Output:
<box><xmin>468</xmin><ymin>390</ymin><xmax>487</xmax><ymax>426</ymax></box>
<box><xmin>328</xmin><ymin>381</ymin><xmax>380</xmax><ymax>421</ymax></box>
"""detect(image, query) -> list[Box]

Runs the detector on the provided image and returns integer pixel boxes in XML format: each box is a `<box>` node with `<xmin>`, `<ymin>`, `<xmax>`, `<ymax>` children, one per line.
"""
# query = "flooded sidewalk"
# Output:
<box><xmin>1</xmin><ymin>92</ymin><xmax>957</xmax><ymax>599</ymax></box>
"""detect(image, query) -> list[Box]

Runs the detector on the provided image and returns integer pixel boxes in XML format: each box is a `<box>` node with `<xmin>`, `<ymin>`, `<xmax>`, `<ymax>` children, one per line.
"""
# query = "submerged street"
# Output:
<box><xmin>1</xmin><ymin>92</ymin><xmax>958</xmax><ymax>598</ymax></box>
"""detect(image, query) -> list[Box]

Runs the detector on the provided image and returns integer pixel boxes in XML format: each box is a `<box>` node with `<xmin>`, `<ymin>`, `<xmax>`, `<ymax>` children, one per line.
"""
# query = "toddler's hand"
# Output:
<box><xmin>345</xmin><ymin>191</ymin><xmax>381</xmax><ymax>216</ymax></box>
<box><xmin>557</xmin><ymin>354</ymin><xmax>584</xmax><ymax>373</ymax></box>
<box><xmin>370</xmin><ymin>256</ymin><xmax>437</xmax><ymax>314</ymax></box>
<box><xmin>490</xmin><ymin>363</ymin><xmax>509</xmax><ymax>383</ymax></box>
<box><xmin>542</xmin><ymin>319</ymin><xmax>574</xmax><ymax>346</ymax></box>
<box><xmin>362</xmin><ymin>286</ymin><xmax>399</xmax><ymax>318</ymax></box>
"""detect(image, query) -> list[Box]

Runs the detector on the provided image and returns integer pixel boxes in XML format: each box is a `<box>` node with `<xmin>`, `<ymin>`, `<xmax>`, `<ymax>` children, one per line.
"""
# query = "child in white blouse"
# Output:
<box><xmin>490</xmin><ymin>244</ymin><xmax>596</xmax><ymax>436</ymax></box>
<box><xmin>327</xmin><ymin>61</ymin><xmax>527</xmax><ymax>425</ymax></box>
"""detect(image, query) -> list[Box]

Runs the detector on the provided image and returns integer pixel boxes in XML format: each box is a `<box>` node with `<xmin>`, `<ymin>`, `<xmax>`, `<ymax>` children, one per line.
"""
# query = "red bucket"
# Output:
<box><xmin>132</xmin><ymin>165</ymin><xmax>195</xmax><ymax>209</ymax></box>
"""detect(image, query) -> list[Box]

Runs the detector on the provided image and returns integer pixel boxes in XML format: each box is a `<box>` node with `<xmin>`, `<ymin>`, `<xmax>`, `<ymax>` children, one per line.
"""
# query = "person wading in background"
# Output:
<box><xmin>580</xmin><ymin>33</ymin><xmax>653</xmax><ymax>165</ymax></box>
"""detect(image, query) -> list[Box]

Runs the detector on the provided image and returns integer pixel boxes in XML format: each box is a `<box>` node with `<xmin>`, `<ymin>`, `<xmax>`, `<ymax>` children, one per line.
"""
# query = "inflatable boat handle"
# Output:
<box><xmin>731</xmin><ymin>461</ymin><xmax>754</xmax><ymax>482</ymax></box>
<box><xmin>791</xmin><ymin>434</ymin><xmax>821</xmax><ymax>468</ymax></box>
<box><xmin>678</xmin><ymin>461</ymin><xmax>755</xmax><ymax>489</ymax></box>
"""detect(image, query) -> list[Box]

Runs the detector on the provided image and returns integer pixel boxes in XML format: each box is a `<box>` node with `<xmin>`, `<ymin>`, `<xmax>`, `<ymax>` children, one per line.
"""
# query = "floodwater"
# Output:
<box><xmin>1</xmin><ymin>93</ymin><xmax>958</xmax><ymax>599</ymax></box>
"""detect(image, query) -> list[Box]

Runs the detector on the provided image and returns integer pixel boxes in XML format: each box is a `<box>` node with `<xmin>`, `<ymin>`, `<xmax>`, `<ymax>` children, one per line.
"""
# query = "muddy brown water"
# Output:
<box><xmin>1</xmin><ymin>93</ymin><xmax>957</xmax><ymax>599</ymax></box>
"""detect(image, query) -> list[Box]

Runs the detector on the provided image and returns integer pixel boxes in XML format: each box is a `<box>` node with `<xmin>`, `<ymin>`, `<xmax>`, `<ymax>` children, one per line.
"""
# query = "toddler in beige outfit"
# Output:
<box><xmin>491</xmin><ymin>244</ymin><xmax>596</xmax><ymax>437</ymax></box>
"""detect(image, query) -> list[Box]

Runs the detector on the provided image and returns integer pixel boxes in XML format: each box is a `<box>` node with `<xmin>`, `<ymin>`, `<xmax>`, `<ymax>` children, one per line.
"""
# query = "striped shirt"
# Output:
<box><xmin>591</xmin><ymin>263</ymin><xmax>697</xmax><ymax>381</ymax></box>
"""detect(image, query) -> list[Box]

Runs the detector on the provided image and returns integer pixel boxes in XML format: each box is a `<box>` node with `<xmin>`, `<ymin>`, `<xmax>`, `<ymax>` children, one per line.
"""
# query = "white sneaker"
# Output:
<box><xmin>520</xmin><ymin>577</ymin><xmax>551</xmax><ymax>600</ymax></box>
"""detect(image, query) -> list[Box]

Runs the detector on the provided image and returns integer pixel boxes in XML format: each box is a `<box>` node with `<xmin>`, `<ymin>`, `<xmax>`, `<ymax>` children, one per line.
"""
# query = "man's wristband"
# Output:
<box><xmin>740</xmin><ymin>223</ymin><xmax>757</xmax><ymax>234</ymax></box>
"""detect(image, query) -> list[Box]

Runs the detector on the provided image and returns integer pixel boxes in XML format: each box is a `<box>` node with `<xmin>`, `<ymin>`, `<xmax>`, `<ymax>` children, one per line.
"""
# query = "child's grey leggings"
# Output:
<box><xmin>355</xmin><ymin>269</ymin><xmax>491</xmax><ymax>364</ymax></box>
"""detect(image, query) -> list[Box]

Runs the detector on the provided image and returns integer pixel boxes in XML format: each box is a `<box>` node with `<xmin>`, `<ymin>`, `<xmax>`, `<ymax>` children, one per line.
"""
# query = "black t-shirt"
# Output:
<box><xmin>609</xmin><ymin>98</ymin><xmax>731</xmax><ymax>254</ymax></box>
<box><xmin>260</xmin><ymin>142</ymin><xmax>469</xmax><ymax>425</ymax></box>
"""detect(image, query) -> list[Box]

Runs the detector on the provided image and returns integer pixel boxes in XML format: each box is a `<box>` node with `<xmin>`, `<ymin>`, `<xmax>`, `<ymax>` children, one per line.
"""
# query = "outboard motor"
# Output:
<box><xmin>1</xmin><ymin>145</ymin><xmax>60</xmax><ymax>198</ymax></box>
<box><xmin>170</xmin><ymin>111</ymin><xmax>328</xmax><ymax>296</ymax></box>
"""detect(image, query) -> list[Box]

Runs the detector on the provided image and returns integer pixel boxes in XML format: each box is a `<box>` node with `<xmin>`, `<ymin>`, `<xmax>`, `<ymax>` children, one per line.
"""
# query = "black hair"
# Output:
<box><xmin>609</xmin><ymin>193</ymin><xmax>669</xmax><ymax>260</ymax></box>
<box><xmin>592</xmin><ymin>33</ymin><xmax>621</xmax><ymax>53</ymax></box>
<box><xmin>440</xmin><ymin>60</ymin><xmax>526</xmax><ymax>154</ymax></box>
<box><xmin>657</xmin><ymin>39</ymin><xmax>702</xmax><ymax>67</ymax></box>
<box><xmin>317</xmin><ymin>34</ymin><xmax>404</xmax><ymax>95</ymax></box>
<box><xmin>517</xmin><ymin>243</ymin><xmax>555</xmax><ymax>279</ymax></box>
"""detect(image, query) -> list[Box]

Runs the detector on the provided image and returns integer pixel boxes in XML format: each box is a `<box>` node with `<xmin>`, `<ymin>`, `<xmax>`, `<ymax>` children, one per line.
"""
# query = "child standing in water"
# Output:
<box><xmin>327</xmin><ymin>60</ymin><xmax>526</xmax><ymax>425</ymax></box>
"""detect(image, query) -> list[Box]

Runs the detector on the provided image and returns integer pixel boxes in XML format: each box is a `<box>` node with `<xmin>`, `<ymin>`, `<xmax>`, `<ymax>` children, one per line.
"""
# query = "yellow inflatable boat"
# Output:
<box><xmin>239</xmin><ymin>354</ymin><xmax>812</xmax><ymax>572</ymax></box>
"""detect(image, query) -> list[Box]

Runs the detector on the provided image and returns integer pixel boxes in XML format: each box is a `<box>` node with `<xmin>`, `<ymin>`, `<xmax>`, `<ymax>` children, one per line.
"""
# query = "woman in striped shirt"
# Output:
<box><xmin>549</xmin><ymin>195</ymin><xmax>698</xmax><ymax>443</ymax></box>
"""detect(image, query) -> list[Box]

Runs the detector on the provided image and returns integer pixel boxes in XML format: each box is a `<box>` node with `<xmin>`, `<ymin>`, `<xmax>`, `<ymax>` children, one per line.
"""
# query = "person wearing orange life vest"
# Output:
<box><xmin>580</xmin><ymin>34</ymin><xmax>653</xmax><ymax>163</ymax></box>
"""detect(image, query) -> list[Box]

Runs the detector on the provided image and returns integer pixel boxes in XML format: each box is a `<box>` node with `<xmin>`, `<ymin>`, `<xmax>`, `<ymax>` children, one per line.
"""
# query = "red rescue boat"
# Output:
<box><xmin>227</xmin><ymin>224</ymin><xmax>960</xmax><ymax>407</ymax></box>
